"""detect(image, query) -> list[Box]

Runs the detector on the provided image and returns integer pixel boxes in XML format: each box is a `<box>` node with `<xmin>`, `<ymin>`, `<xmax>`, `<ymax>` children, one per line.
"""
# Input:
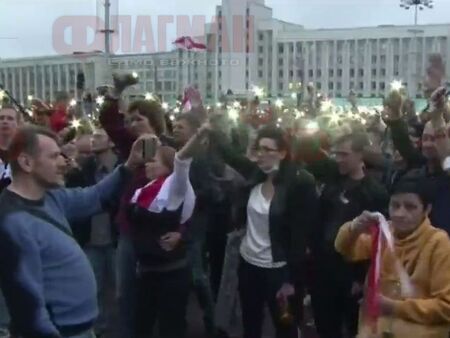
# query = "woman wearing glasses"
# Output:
<box><xmin>212</xmin><ymin>126</ymin><xmax>319</xmax><ymax>338</ymax></box>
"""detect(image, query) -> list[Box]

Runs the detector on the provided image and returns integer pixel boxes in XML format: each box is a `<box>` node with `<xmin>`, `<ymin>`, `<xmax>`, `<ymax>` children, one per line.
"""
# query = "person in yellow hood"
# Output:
<box><xmin>335</xmin><ymin>175</ymin><xmax>450</xmax><ymax>338</ymax></box>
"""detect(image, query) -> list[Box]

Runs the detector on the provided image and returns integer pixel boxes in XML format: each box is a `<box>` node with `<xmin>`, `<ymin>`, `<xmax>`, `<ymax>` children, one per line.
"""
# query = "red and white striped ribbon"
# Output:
<box><xmin>365</xmin><ymin>212</ymin><xmax>414</xmax><ymax>334</ymax></box>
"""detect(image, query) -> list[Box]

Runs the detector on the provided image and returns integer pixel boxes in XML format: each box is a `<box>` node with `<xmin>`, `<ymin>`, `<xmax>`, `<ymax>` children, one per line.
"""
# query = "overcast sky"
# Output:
<box><xmin>1</xmin><ymin>0</ymin><xmax>450</xmax><ymax>59</ymax></box>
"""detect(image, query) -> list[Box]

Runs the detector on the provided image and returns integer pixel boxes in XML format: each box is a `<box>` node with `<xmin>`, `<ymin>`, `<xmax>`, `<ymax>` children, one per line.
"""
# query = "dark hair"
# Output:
<box><xmin>176</xmin><ymin>113</ymin><xmax>201</xmax><ymax>131</ymax></box>
<box><xmin>128</xmin><ymin>100</ymin><xmax>166</xmax><ymax>136</ymax></box>
<box><xmin>256</xmin><ymin>126</ymin><xmax>290</xmax><ymax>152</ymax></box>
<box><xmin>8</xmin><ymin>126</ymin><xmax>58</xmax><ymax>173</ymax></box>
<box><xmin>391</xmin><ymin>171</ymin><xmax>435</xmax><ymax>208</ymax></box>
<box><xmin>335</xmin><ymin>132</ymin><xmax>370</xmax><ymax>152</ymax></box>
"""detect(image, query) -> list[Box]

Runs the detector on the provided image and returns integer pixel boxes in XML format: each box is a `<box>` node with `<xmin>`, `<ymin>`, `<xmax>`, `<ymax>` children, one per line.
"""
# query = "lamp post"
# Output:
<box><xmin>400</xmin><ymin>1</ymin><xmax>433</xmax><ymax>97</ymax></box>
<box><xmin>400</xmin><ymin>0</ymin><xmax>434</xmax><ymax>26</ymax></box>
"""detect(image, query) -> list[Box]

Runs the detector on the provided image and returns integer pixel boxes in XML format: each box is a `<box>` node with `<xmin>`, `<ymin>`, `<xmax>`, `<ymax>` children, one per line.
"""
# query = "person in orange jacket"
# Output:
<box><xmin>335</xmin><ymin>173</ymin><xmax>450</xmax><ymax>338</ymax></box>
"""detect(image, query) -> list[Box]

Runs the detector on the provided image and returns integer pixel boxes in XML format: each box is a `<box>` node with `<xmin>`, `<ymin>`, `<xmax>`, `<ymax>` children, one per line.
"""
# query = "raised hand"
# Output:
<box><xmin>383</xmin><ymin>90</ymin><xmax>403</xmax><ymax>121</ymax></box>
<box><xmin>125</xmin><ymin>134</ymin><xmax>159</xmax><ymax>170</ymax></box>
<box><xmin>430</xmin><ymin>87</ymin><xmax>447</xmax><ymax>113</ymax></box>
<box><xmin>350</xmin><ymin>211</ymin><xmax>379</xmax><ymax>235</ymax></box>
<box><xmin>184</xmin><ymin>86</ymin><xmax>203</xmax><ymax>109</ymax></box>
<box><xmin>113</xmin><ymin>72</ymin><xmax>140</xmax><ymax>94</ymax></box>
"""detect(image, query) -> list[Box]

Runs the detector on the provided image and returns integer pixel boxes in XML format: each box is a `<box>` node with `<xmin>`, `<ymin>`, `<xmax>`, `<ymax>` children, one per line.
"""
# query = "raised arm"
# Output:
<box><xmin>388</xmin><ymin>119</ymin><xmax>425</xmax><ymax>167</ymax></box>
<box><xmin>209</xmin><ymin>129</ymin><xmax>259</xmax><ymax>181</ymax></box>
<box><xmin>165</xmin><ymin>156</ymin><xmax>193</xmax><ymax>211</ymax></box>
<box><xmin>99</xmin><ymin>98</ymin><xmax>135</xmax><ymax>159</ymax></box>
<box><xmin>52</xmin><ymin>165</ymin><xmax>131</xmax><ymax>224</ymax></box>
<box><xmin>51</xmin><ymin>134</ymin><xmax>150</xmax><ymax>222</ymax></box>
<box><xmin>384</xmin><ymin>91</ymin><xmax>425</xmax><ymax>167</ymax></box>
<box><xmin>0</xmin><ymin>217</ymin><xmax>60</xmax><ymax>337</ymax></box>
<box><xmin>99</xmin><ymin>73</ymin><xmax>140</xmax><ymax>158</ymax></box>
<box><xmin>429</xmin><ymin>87</ymin><xmax>450</xmax><ymax>166</ymax></box>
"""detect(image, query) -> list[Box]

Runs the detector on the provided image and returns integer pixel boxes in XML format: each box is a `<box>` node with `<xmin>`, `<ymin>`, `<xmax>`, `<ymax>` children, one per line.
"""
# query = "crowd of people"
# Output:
<box><xmin>0</xmin><ymin>53</ymin><xmax>449</xmax><ymax>338</ymax></box>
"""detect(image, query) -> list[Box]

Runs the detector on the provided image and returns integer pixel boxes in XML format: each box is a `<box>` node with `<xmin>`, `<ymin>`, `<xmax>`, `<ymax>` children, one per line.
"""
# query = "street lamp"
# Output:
<box><xmin>400</xmin><ymin>0</ymin><xmax>434</xmax><ymax>25</ymax></box>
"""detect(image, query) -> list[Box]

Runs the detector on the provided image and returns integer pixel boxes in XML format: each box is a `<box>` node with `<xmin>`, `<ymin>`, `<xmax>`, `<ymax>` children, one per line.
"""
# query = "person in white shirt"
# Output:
<box><xmin>211</xmin><ymin>126</ymin><xmax>319</xmax><ymax>338</ymax></box>
<box><xmin>129</xmin><ymin>124</ymin><xmax>209</xmax><ymax>338</ymax></box>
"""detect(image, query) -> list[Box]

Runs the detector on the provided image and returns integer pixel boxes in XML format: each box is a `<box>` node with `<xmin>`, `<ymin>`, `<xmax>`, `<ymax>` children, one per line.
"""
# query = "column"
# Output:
<box><xmin>19</xmin><ymin>68</ymin><xmax>24</xmax><ymax>103</ymax></box>
<box><xmin>1</xmin><ymin>70</ymin><xmax>5</xmax><ymax>90</ymax></box>
<box><xmin>65</xmin><ymin>64</ymin><xmax>70</xmax><ymax>92</ymax></box>
<box><xmin>73</xmin><ymin>64</ymin><xmax>78</xmax><ymax>99</ymax></box>
<box><xmin>33</xmin><ymin>65</ymin><xmax>38</xmax><ymax>94</ymax></box>
<box><xmin>422</xmin><ymin>37</ymin><xmax>427</xmax><ymax>82</ymax></box>
<box><xmin>293</xmin><ymin>40</ymin><xmax>298</xmax><ymax>84</ymax></box>
<box><xmin>303</xmin><ymin>42</ymin><xmax>309</xmax><ymax>92</ymax></box>
<box><xmin>312</xmin><ymin>41</ymin><xmax>317</xmax><ymax>87</ymax></box>
<box><xmin>343</xmin><ymin>41</ymin><xmax>350</xmax><ymax>96</ymax></box>
<box><xmin>375</xmin><ymin>39</ymin><xmax>380</xmax><ymax>94</ymax></box>
<box><xmin>386</xmin><ymin>39</ymin><xmax>394</xmax><ymax>96</ymax></box>
<box><xmin>399</xmin><ymin>38</ymin><xmax>403</xmax><ymax>79</ymax></box>
<box><xmin>333</xmin><ymin>40</ymin><xmax>337</xmax><ymax>97</ymax></box>
<box><xmin>57</xmin><ymin>64</ymin><xmax>62</xmax><ymax>91</ymax></box>
<box><xmin>284</xmin><ymin>42</ymin><xmax>290</xmax><ymax>93</ymax></box>
<box><xmin>26</xmin><ymin>67</ymin><xmax>31</xmax><ymax>98</ymax></box>
<box><xmin>364</xmin><ymin>39</ymin><xmax>371</xmax><ymax>97</ymax></box>
<box><xmin>41</xmin><ymin>65</ymin><xmax>47</xmax><ymax>100</ymax></box>
<box><xmin>322</xmin><ymin>42</ymin><xmax>329</xmax><ymax>96</ymax></box>
<box><xmin>270</xmin><ymin>39</ymin><xmax>277</xmax><ymax>97</ymax></box>
<box><xmin>408</xmin><ymin>37</ymin><xmax>416</xmax><ymax>97</ymax></box>
<box><xmin>11</xmin><ymin>68</ymin><xmax>17</xmax><ymax>99</ymax></box>
<box><xmin>49</xmin><ymin>65</ymin><xmax>54</xmax><ymax>101</ymax></box>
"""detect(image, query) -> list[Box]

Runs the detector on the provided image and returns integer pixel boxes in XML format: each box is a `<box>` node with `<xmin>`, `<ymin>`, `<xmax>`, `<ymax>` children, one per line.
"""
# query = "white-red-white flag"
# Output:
<box><xmin>174</xmin><ymin>36</ymin><xmax>207</xmax><ymax>51</ymax></box>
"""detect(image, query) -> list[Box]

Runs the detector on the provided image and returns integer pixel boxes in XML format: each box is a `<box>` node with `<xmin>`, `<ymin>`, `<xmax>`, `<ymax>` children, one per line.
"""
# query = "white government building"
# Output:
<box><xmin>1</xmin><ymin>0</ymin><xmax>449</xmax><ymax>104</ymax></box>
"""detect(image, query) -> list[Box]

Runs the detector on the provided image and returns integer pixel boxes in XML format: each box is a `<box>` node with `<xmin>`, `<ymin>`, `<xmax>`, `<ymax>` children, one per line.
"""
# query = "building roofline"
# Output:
<box><xmin>311</xmin><ymin>22</ymin><xmax>450</xmax><ymax>31</ymax></box>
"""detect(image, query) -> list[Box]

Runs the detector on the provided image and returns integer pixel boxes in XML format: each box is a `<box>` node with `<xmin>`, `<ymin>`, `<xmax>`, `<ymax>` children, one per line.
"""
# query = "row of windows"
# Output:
<box><xmin>275</xmin><ymin>81</ymin><xmax>420</xmax><ymax>92</ymax></box>
<box><xmin>270</xmin><ymin>54</ymin><xmax>402</xmax><ymax>68</ymax></box>
<box><xmin>258</xmin><ymin>68</ymin><xmax>401</xmax><ymax>79</ymax></box>
<box><xmin>276</xmin><ymin>37</ymin><xmax>446</xmax><ymax>53</ymax></box>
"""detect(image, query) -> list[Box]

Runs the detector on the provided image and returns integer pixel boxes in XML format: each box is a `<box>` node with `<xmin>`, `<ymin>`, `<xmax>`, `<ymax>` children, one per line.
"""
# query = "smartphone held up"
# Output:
<box><xmin>142</xmin><ymin>137</ymin><xmax>158</xmax><ymax>162</ymax></box>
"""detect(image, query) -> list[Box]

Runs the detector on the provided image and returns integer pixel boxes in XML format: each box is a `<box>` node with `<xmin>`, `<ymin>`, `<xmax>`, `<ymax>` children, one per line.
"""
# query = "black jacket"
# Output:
<box><xmin>308</xmin><ymin>158</ymin><xmax>388</xmax><ymax>283</ymax></box>
<box><xmin>389</xmin><ymin>119</ymin><xmax>450</xmax><ymax>232</ymax></box>
<box><xmin>65</xmin><ymin>156</ymin><xmax>120</xmax><ymax>247</ymax></box>
<box><xmin>128</xmin><ymin>204</ymin><xmax>187</xmax><ymax>269</ymax></box>
<box><xmin>213</xmin><ymin>133</ymin><xmax>319</xmax><ymax>283</ymax></box>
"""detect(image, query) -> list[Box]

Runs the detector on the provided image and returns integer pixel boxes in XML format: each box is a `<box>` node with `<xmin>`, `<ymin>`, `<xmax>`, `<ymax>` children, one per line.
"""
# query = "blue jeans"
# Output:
<box><xmin>116</xmin><ymin>235</ymin><xmax>137</xmax><ymax>338</ymax></box>
<box><xmin>84</xmin><ymin>245</ymin><xmax>116</xmax><ymax>334</ymax></box>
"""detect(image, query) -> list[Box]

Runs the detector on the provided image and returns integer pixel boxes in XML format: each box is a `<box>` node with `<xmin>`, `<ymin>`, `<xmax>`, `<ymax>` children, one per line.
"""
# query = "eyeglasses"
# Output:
<box><xmin>254</xmin><ymin>146</ymin><xmax>279</xmax><ymax>154</ymax></box>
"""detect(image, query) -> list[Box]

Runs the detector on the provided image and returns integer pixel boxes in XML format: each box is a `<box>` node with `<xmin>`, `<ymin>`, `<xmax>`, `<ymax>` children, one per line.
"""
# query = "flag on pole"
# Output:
<box><xmin>174</xmin><ymin>36</ymin><xmax>207</xmax><ymax>51</ymax></box>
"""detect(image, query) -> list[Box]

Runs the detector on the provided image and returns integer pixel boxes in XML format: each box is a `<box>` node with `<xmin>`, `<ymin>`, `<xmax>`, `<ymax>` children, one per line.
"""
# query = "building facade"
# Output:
<box><xmin>1</xmin><ymin>0</ymin><xmax>449</xmax><ymax>104</ymax></box>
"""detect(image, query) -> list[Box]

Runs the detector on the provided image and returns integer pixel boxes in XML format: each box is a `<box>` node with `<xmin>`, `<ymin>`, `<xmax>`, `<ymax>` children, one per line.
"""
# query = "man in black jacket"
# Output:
<box><xmin>65</xmin><ymin>130</ymin><xmax>120</xmax><ymax>336</ymax></box>
<box><xmin>309</xmin><ymin>132</ymin><xmax>388</xmax><ymax>338</ymax></box>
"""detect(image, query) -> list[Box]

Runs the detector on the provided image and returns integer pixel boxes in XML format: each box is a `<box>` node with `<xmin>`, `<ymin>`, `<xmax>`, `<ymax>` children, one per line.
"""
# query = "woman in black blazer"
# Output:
<box><xmin>211</xmin><ymin>126</ymin><xmax>319</xmax><ymax>338</ymax></box>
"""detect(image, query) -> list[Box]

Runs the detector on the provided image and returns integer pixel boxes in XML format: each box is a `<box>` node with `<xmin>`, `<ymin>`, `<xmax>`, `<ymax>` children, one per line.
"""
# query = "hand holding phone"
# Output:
<box><xmin>142</xmin><ymin>137</ymin><xmax>158</xmax><ymax>162</ymax></box>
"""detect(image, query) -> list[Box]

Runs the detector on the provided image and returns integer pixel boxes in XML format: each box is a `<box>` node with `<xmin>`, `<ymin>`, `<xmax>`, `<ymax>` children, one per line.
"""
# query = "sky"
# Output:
<box><xmin>1</xmin><ymin>0</ymin><xmax>450</xmax><ymax>59</ymax></box>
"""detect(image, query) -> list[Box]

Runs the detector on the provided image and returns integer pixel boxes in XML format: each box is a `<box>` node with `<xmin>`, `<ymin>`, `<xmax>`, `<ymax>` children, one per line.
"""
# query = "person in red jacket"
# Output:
<box><xmin>50</xmin><ymin>91</ymin><xmax>70</xmax><ymax>133</ymax></box>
